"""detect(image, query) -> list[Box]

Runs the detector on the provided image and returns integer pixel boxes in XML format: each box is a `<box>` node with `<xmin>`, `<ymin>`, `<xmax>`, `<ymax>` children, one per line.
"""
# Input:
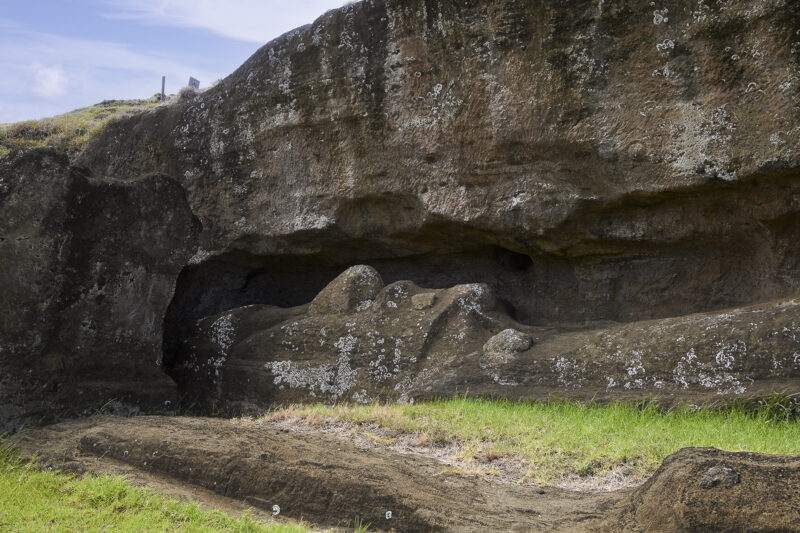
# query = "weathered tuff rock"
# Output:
<box><xmin>173</xmin><ymin>265</ymin><xmax>503</xmax><ymax>405</ymax></box>
<box><xmin>2</xmin><ymin>0</ymin><xmax>800</xmax><ymax>426</ymax></box>
<box><xmin>174</xmin><ymin>265</ymin><xmax>800</xmax><ymax>409</ymax></box>
<box><xmin>604</xmin><ymin>447</ymin><xmax>800</xmax><ymax>532</ymax></box>
<box><xmin>307</xmin><ymin>264</ymin><xmax>384</xmax><ymax>316</ymax></box>
<box><xmin>0</xmin><ymin>150</ymin><xmax>198</xmax><ymax>432</ymax></box>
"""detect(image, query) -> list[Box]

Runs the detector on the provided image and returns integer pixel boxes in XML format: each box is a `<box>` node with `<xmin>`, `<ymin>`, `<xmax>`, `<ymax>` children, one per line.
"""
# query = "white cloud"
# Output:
<box><xmin>102</xmin><ymin>0</ymin><xmax>347</xmax><ymax>44</ymax></box>
<box><xmin>0</xmin><ymin>29</ymin><xmax>220</xmax><ymax>122</ymax></box>
<box><xmin>0</xmin><ymin>1</ymin><xmax>348</xmax><ymax>122</ymax></box>
<box><xmin>2</xmin><ymin>31</ymin><xmax>216</xmax><ymax>81</ymax></box>
<box><xmin>29</xmin><ymin>64</ymin><xmax>69</xmax><ymax>100</ymax></box>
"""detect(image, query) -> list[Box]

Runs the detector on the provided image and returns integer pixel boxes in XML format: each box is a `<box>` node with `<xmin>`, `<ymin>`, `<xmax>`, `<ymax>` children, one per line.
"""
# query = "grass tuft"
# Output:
<box><xmin>740</xmin><ymin>392</ymin><xmax>800</xmax><ymax>423</ymax></box>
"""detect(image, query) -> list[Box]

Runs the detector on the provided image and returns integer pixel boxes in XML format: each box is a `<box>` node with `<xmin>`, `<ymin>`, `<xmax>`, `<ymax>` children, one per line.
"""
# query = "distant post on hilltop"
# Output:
<box><xmin>188</xmin><ymin>77</ymin><xmax>200</xmax><ymax>90</ymax></box>
<box><xmin>161</xmin><ymin>76</ymin><xmax>166</xmax><ymax>102</ymax></box>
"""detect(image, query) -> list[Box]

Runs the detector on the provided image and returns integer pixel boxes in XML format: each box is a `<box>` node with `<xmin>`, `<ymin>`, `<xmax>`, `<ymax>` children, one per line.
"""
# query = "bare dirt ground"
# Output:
<box><xmin>12</xmin><ymin>415</ymin><xmax>800</xmax><ymax>532</ymax></box>
<box><xmin>252</xmin><ymin>416</ymin><xmax>646</xmax><ymax>492</ymax></box>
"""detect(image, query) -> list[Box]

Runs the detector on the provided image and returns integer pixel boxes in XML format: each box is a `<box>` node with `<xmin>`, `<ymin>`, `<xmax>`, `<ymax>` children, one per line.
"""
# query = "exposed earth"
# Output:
<box><xmin>13</xmin><ymin>415</ymin><xmax>800</xmax><ymax>532</ymax></box>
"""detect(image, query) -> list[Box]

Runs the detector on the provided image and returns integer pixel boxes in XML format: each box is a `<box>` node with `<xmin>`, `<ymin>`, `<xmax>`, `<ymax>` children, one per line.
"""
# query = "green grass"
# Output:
<box><xmin>0</xmin><ymin>99</ymin><xmax>161</xmax><ymax>159</ymax></box>
<box><xmin>269</xmin><ymin>396</ymin><xmax>800</xmax><ymax>483</ymax></box>
<box><xmin>0</xmin><ymin>439</ymin><xmax>311</xmax><ymax>532</ymax></box>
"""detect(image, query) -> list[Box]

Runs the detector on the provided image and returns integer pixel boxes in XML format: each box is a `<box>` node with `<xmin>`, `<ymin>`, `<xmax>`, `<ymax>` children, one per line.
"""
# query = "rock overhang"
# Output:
<box><xmin>2</xmin><ymin>0</ymin><xmax>799</xmax><ymax>427</ymax></box>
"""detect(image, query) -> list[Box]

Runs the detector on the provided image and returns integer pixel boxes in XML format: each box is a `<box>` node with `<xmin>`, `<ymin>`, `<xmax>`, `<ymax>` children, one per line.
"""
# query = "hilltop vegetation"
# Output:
<box><xmin>0</xmin><ymin>99</ymin><xmax>162</xmax><ymax>160</ymax></box>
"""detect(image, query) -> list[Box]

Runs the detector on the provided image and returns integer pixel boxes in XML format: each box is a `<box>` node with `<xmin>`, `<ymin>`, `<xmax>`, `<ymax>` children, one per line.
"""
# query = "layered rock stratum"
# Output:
<box><xmin>2</xmin><ymin>0</ymin><xmax>800</xmax><ymax>430</ymax></box>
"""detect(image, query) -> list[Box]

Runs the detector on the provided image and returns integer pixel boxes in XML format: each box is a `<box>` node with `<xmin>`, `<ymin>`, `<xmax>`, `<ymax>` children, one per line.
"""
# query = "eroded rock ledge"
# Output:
<box><xmin>0</xmin><ymin>150</ymin><xmax>198</xmax><ymax>432</ymax></box>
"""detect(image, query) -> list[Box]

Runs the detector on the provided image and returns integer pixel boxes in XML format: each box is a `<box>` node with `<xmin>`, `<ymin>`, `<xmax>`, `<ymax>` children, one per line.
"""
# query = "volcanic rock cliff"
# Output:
<box><xmin>2</xmin><ymin>0</ymin><xmax>799</xmax><ymax>430</ymax></box>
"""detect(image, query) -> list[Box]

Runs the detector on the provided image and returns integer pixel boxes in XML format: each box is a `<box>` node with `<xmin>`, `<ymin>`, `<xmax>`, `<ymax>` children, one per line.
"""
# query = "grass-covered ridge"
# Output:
<box><xmin>266</xmin><ymin>396</ymin><xmax>800</xmax><ymax>484</ymax></box>
<box><xmin>0</xmin><ymin>99</ymin><xmax>161</xmax><ymax>159</ymax></box>
<box><xmin>0</xmin><ymin>439</ymin><xmax>311</xmax><ymax>532</ymax></box>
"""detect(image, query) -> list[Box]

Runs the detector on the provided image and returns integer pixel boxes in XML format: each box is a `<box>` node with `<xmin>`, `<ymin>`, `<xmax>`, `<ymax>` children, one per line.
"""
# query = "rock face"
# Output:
<box><xmin>2</xmin><ymin>0</ymin><xmax>800</xmax><ymax>426</ymax></box>
<box><xmin>0</xmin><ymin>150</ymin><xmax>198</xmax><ymax>432</ymax></box>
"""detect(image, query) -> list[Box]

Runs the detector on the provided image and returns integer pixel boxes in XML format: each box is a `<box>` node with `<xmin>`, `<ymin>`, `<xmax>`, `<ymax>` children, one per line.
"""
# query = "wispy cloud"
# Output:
<box><xmin>0</xmin><ymin>1</ymin><xmax>345</xmax><ymax>122</ymax></box>
<box><xmin>29</xmin><ymin>64</ymin><xmax>69</xmax><ymax>100</ymax></box>
<box><xmin>102</xmin><ymin>0</ymin><xmax>347</xmax><ymax>44</ymax></box>
<box><xmin>1</xmin><ymin>29</ymin><xmax>216</xmax><ymax>80</ymax></box>
<box><xmin>0</xmin><ymin>28</ymin><xmax>219</xmax><ymax>122</ymax></box>
<box><xmin>0</xmin><ymin>18</ymin><xmax>20</xmax><ymax>30</ymax></box>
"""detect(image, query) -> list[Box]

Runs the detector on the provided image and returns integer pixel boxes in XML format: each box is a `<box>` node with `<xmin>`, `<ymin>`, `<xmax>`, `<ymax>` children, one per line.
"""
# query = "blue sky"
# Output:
<box><xmin>0</xmin><ymin>0</ymin><xmax>346</xmax><ymax>123</ymax></box>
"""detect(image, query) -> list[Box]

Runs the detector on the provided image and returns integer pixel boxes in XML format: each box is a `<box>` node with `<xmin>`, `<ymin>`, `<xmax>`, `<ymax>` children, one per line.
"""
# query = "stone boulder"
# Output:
<box><xmin>605</xmin><ymin>447</ymin><xmax>800</xmax><ymax>532</ymax></box>
<box><xmin>483</xmin><ymin>329</ymin><xmax>533</xmax><ymax>360</ymax></box>
<box><xmin>308</xmin><ymin>265</ymin><xmax>384</xmax><ymax>315</ymax></box>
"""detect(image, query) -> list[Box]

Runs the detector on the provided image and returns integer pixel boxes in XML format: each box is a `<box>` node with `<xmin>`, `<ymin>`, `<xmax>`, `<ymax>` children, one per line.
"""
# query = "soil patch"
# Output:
<box><xmin>251</xmin><ymin>416</ymin><xmax>646</xmax><ymax>492</ymax></box>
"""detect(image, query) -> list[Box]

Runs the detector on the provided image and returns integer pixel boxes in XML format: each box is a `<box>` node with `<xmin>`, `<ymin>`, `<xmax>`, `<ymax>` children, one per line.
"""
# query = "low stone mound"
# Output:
<box><xmin>308</xmin><ymin>265</ymin><xmax>385</xmax><ymax>316</ymax></box>
<box><xmin>604</xmin><ymin>447</ymin><xmax>800</xmax><ymax>532</ymax></box>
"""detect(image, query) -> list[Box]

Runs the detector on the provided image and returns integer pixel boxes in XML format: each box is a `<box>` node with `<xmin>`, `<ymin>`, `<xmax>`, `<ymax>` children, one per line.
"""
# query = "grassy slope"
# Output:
<box><xmin>0</xmin><ymin>444</ymin><xmax>310</xmax><ymax>533</ymax></box>
<box><xmin>0</xmin><ymin>99</ymin><xmax>161</xmax><ymax>159</ymax></box>
<box><xmin>270</xmin><ymin>397</ymin><xmax>800</xmax><ymax>483</ymax></box>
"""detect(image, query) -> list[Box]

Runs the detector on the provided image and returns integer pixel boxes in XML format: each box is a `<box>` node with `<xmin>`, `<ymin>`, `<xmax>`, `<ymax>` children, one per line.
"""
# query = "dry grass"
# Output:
<box><xmin>362</xmin><ymin>431</ymin><xmax>397</xmax><ymax>446</ymax></box>
<box><xmin>0</xmin><ymin>99</ymin><xmax>162</xmax><ymax>160</ymax></box>
<box><xmin>479</xmin><ymin>445</ymin><xmax>505</xmax><ymax>463</ymax></box>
